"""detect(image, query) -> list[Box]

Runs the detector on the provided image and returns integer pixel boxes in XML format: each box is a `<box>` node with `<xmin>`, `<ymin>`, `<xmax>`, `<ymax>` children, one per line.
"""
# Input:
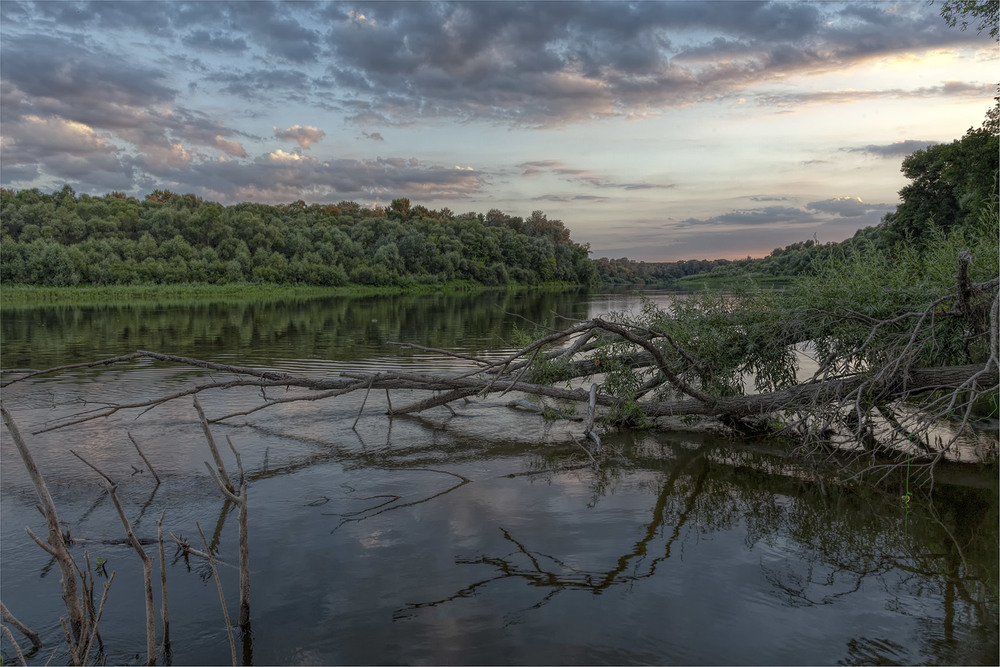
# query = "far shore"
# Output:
<box><xmin>0</xmin><ymin>280</ymin><xmax>591</xmax><ymax>306</ymax></box>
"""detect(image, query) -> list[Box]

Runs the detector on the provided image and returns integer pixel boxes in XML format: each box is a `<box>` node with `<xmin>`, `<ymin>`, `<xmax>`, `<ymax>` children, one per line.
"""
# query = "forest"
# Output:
<box><xmin>0</xmin><ymin>193</ymin><xmax>597</xmax><ymax>288</ymax></box>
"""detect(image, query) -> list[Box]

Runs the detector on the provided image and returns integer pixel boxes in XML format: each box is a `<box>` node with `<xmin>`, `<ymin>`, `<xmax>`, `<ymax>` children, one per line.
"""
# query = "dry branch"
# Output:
<box><xmin>196</xmin><ymin>523</ymin><xmax>237</xmax><ymax>667</ymax></box>
<box><xmin>69</xmin><ymin>451</ymin><xmax>157</xmax><ymax>665</ymax></box>
<box><xmin>156</xmin><ymin>510</ymin><xmax>171</xmax><ymax>657</ymax></box>
<box><xmin>1</xmin><ymin>622</ymin><xmax>28</xmax><ymax>666</ymax></box>
<box><xmin>129</xmin><ymin>433</ymin><xmax>161</xmax><ymax>485</ymax></box>
<box><xmin>0</xmin><ymin>601</ymin><xmax>41</xmax><ymax>648</ymax></box>
<box><xmin>1</xmin><ymin>406</ymin><xmax>87</xmax><ymax>653</ymax></box>
<box><xmin>196</xmin><ymin>403</ymin><xmax>251</xmax><ymax>629</ymax></box>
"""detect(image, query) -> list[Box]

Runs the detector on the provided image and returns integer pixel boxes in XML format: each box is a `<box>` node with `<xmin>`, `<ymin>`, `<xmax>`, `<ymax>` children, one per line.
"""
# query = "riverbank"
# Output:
<box><xmin>0</xmin><ymin>280</ymin><xmax>586</xmax><ymax>306</ymax></box>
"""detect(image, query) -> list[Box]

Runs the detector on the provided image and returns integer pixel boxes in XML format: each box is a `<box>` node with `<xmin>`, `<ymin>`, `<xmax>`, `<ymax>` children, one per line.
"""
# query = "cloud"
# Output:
<box><xmin>806</xmin><ymin>196</ymin><xmax>894</xmax><ymax>218</ymax></box>
<box><xmin>846</xmin><ymin>140</ymin><xmax>940</xmax><ymax>157</ymax></box>
<box><xmin>516</xmin><ymin>160</ymin><xmax>673</xmax><ymax>190</ymax></box>
<box><xmin>0</xmin><ymin>33</ymin><xmax>175</xmax><ymax>120</ymax></box>
<box><xmin>533</xmin><ymin>194</ymin><xmax>611</xmax><ymax>203</ymax></box>
<box><xmin>182</xmin><ymin>30</ymin><xmax>249</xmax><ymax>54</ymax></box>
<box><xmin>214</xmin><ymin>136</ymin><xmax>249</xmax><ymax>158</ymax></box>
<box><xmin>0</xmin><ymin>27</ymin><xmax>258</xmax><ymax>193</ymax></box>
<box><xmin>273</xmin><ymin>125</ymin><xmax>327</xmax><ymax>149</ymax></box>
<box><xmin>207</xmin><ymin>68</ymin><xmax>314</xmax><ymax>101</ymax></box>
<box><xmin>122</xmin><ymin>152</ymin><xmax>488</xmax><ymax>205</ymax></box>
<box><xmin>752</xmin><ymin>81</ymin><xmax>994</xmax><ymax>109</ymax></box>
<box><xmin>681</xmin><ymin>206</ymin><xmax>818</xmax><ymax>228</ymax></box>
<box><xmin>311</xmin><ymin>0</ymin><xmax>988</xmax><ymax>126</ymax></box>
<box><xmin>4</xmin><ymin>1</ymin><xmax>990</xmax><ymax>131</ymax></box>
<box><xmin>0</xmin><ymin>115</ymin><xmax>130</xmax><ymax>190</ymax></box>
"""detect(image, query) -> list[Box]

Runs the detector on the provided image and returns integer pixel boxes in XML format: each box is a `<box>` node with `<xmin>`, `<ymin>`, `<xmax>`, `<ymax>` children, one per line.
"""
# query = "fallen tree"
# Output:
<box><xmin>3</xmin><ymin>214</ymin><xmax>998</xmax><ymax>488</ymax></box>
<box><xmin>2</xmin><ymin>271</ymin><xmax>995</xmax><ymax>489</ymax></box>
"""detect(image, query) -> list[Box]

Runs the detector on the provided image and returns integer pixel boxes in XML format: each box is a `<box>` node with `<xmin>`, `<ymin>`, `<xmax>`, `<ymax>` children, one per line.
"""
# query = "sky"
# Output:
<box><xmin>0</xmin><ymin>1</ymin><xmax>996</xmax><ymax>261</ymax></box>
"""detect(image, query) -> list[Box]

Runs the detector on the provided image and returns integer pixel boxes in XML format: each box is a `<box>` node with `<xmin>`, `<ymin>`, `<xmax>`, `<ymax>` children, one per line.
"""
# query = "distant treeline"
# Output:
<box><xmin>0</xmin><ymin>190</ymin><xmax>598</xmax><ymax>287</ymax></box>
<box><xmin>594</xmin><ymin>257</ymin><xmax>732</xmax><ymax>285</ymax></box>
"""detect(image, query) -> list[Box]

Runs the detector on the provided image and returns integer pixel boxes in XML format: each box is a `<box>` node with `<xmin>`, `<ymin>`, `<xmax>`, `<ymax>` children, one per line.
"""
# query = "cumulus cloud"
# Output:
<box><xmin>0</xmin><ymin>25</ymin><xmax>260</xmax><ymax>193</ymax></box>
<box><xmin>1</xmin><ymin>115</ymin><xmax>125</xmax><ymax>182</ymax></box>
<box><xmin>273</xmin><ymin>125</ymin><xmax>327</xmax><ymax>149</ymax></box>
<box><xmin>312</xmin><ymin>0</ymin><xmax>989</xmax><ymax>126</ymax></box>
<box><xmin>214</xmin><ymin>136</ymin><xmax>248</xmax><ymax>158</ymax></box>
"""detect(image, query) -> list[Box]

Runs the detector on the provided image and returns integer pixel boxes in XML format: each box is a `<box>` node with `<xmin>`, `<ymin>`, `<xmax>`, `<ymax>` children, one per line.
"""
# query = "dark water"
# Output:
<box><xmin>1</xmin><ymin>290</ymin><xmax>997</xmax><ymax>665</ymax></box>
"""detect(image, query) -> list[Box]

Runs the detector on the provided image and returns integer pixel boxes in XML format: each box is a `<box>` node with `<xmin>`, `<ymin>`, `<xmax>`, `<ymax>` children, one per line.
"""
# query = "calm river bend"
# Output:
<box><xmin>1</xmin><ymin>289</ymin><xmax>997</xmax><ymax>665</ymax></box>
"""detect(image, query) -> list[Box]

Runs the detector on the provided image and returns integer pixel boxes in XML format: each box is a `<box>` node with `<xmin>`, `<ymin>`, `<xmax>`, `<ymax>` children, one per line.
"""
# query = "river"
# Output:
<box><xmin>1</xmin><ymin>289</ymin><xmax>996</xmax><ymax>665</ymax></box>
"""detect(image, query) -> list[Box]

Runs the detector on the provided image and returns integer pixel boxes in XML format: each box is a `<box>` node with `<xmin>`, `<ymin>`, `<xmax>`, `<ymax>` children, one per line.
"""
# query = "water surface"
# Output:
<box><xmin>1</xmin><ymin>290</ymin><xmax>996</xmax><ymax>665</ymax></box>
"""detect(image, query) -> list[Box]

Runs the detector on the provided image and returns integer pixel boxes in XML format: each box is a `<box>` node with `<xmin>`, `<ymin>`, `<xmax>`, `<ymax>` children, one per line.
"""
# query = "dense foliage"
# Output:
<box><xmin>0</xmin><ymin>192</ymin><xmax>597</xmax><ymax>288</ymax></box>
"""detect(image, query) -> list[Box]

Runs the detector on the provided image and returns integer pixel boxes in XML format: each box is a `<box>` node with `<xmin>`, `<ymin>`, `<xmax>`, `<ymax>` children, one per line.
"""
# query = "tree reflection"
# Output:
<box><xmin>396</xmin><ymin>448</ymin><xmax>711</xmax><ymax>622</ymax></box>
<box><xmin>392</xmin><ymin>436</ymin><xmax>997</xmax><ymax>664</ymax></box>
<box><xmin>0</xmin><ymin>289</ymin><xmax>592</xmax><ymax>371</ymax></box>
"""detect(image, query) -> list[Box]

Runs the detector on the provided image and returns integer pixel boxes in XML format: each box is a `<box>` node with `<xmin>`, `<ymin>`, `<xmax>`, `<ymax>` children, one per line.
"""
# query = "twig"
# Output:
<box><xmin>353</xmin><ymin>375</ymin><xmax>375</xmax><ymax>430</ymax></box>
<box><xmin>156</xmin><ymin>510</ymin><xmax>170</xmax><ymax>657</ymax></box>
<box><xmin>81</xmin><ymin>573</ymin><xmax>116</xmax><ymax>666</ymax></box>
<box><xmin>570</xmin><ymin>435</ymin><xmax>597</xmax><ymax>465</ymax></box>
<box><xmin>583</xmin><ymin>383</ymin><xmax>601</xmax><ymax>452</ymax></box>
<box><xmin>194</xmin><ymin>398</ymin><xmax>233</xmax><ymax>491</ymax></box>
<box><xmin>69</xmin><ymin>450</ymin><xmax>157</xmax><ymax>666</ymax></box>
<box><xmin>225</xmin><ymin>436</ymin><xmax>251</xmax><ymax>629</ymax></box>
<box><xmin>196</xmin><ymin>522</ymin><xmax>237</xmax><ymax>667</ymax></box>
<box><xmin>128</xmin><ymin>433</ymin><xmax>161</xmax><ymax>485</ymax></box>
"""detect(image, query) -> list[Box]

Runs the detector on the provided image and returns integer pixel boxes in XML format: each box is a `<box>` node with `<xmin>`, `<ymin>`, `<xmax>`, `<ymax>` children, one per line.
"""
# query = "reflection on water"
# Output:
<box><xmin>1</xmin><ymin>289</ymin><xmax>592</xmax><ymax>372</ymax></box>
<box><xmin>1</xmin><ymin>290</ymin><xmax>997</xmax><ymax>665</ymax></box>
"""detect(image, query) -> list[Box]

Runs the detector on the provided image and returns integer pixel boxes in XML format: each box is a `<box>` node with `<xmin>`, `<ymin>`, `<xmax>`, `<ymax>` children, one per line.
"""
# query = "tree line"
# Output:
<box><xmin>0</xmin><ymin>191</ymin><xmax>598</xmax><ymax>288</ymax></box>
<box><xmin>594</xmin><ymin>256</ymin><xmax>733</xmax><ymax>285</ymax></box>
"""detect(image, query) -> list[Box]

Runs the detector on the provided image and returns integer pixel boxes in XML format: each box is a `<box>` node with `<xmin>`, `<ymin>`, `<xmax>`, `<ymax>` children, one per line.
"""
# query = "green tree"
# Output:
<box><xmin>881</xmin><ymin>124</ymin><xmax>999</xmax><ymax>244</ymax></box>
<box><xmin>388</xmin><ymin>197</ymin><xmax>411</xmax><ymax>221</ymax></box>
<box><xmin>938</xmin><ymin>0</ymin><xmax>999</xmax><ymax>38</ymax></box>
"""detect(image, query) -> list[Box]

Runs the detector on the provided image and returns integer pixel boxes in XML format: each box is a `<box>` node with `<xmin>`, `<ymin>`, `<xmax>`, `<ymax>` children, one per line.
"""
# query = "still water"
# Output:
<box><xmin>1</xmin><ymin>289</ymin><xmax>997</xmax><ymax>665</ymax></box>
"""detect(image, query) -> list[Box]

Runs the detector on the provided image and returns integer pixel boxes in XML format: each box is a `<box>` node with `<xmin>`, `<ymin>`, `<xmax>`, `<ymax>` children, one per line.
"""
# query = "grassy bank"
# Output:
<box><xmin>0</xmin><ymin>280</ymin><xmax>585</xmax><ymax>306</ymax></box>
